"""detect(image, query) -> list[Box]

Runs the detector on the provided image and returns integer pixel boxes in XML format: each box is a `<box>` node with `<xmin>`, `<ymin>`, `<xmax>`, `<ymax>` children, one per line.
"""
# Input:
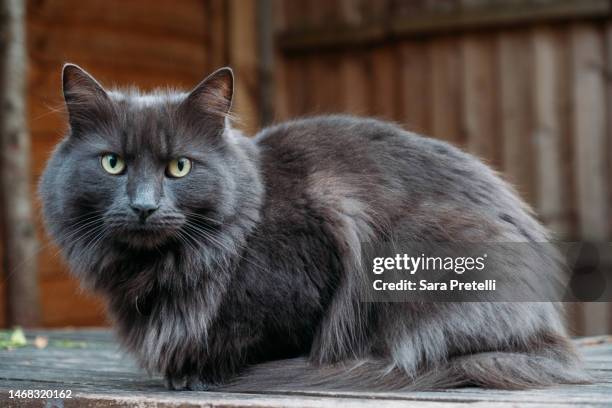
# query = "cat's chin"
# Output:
<box><xmin>114</xmin><ymin>228</ymin><xmax>176</xmax><ymax>250</ymax></box>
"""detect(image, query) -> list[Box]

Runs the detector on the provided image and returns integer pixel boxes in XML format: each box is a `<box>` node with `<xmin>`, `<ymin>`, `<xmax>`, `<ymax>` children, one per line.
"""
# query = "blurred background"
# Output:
<box><xmin>0</xmin><ymin>0</ymin><xmax>610</xmax><ymax>335</ymax></box>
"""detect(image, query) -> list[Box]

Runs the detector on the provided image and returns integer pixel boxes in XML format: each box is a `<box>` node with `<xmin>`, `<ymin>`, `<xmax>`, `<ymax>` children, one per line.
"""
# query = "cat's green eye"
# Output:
<box><xmin>100</xmin><ymin>153</ymin><xmax>126</xmax><ymax>175</ymax></box>
<box><xmin>166</xmin><ymin>157</ymin><xmax>192</xmax><ymax>178</ymax></box>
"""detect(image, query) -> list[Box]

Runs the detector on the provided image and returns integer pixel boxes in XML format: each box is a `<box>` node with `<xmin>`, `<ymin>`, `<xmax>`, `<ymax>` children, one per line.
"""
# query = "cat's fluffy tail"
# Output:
<box><xmin>218</xmin><ymin>351</ymin><xmax>590</xmax><ymax>392</ymax></box>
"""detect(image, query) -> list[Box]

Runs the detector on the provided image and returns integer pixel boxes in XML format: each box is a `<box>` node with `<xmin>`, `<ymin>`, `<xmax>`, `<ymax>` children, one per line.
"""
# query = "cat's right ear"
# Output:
<box><xmin>62</xmin><ymin>63</ymin><xmax>112</xmax><ymax>134</ymax></box>
<box><xmin>181</xmin><ymin>67</ymin><xmax>234</xmax><ymax>123</ymax></box>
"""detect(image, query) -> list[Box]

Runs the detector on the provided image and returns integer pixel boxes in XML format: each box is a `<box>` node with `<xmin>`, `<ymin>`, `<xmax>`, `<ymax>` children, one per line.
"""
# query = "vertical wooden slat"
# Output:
<box><xmin>572</xmin><ymin>25</ymin><xmax>609</xmax><ymax>241</ymax></box>
<box><xmin>498</xmin><ymin>30</ymin><xmax>534</xmax><ymax>204</ymax></box>
<box><xmin>308</xmin><ymin>0</ymin><xmax>339</xmax><ymax>28</ymax></box>
<box><xmin>462</xmin><ymin>35</ymin><xmax>500</xmax><ymax>167</ymax></box>
<box><xmin>339</xmin><ymin>52</ymin><xmax>370</xmax><ymax>116</ymax></box>
<box><xmin>337</xmin><ymin>0</ymin><xmax>368</xmax><ymax>116</ymax></box>
<box><xmin>605</xmin><ymin>22</ymin><xmax>612</xmax><ymax>333</ymax></box>
<box><xmin>606</xmin><ymin>24</ymin><xmax>612</xmax><ymax>237</ymax></box>
<box><xmin>205</xmin><ymin>0</ymin><xmax>228</xmax><ymax>72</ymax></box>
<box><xmin>275</xmin><ymin>0</ymin><xmax>309</xmax><ymax>122</ymax></box>
<box><xmin>271</xmin><ymin>0</ymin><xmax>287</xmax><ymax>32</ymax></box>
<box><xmin>400</xmin><ymin>40</ymin><xmax>431</xmax><ymax>134</ymax></box>
<box><xmin>228</xmin><ymin>0</ymin><xmax>260</xmax><ymax>135</ymax></box>
<box><xmin>533</xmin><ymin>27</ymin><xmax>572</xmax><ymax>237</ymax></box>
<box><xmin>271</xmin><ymin>0</ymin><xmax>289</xmax><ymax>122</ymax></box>
<box><xmin>533</xmin><ymin>27</ymin><xmax>583</xmax><ymax>335</ymax></box>
<box><xmin>370</xmin><ymin>46</ymin><xmax>397</xmax><ymax>120</ymax></box>
<box><xmin>257</xmin><ymin>0</ymin><xmax>274</xmax><ymax>127</ymax></box>
<box><xmin>301</xmin><ymin>1</ymin><xmax>335</xmax><ymax>117</ymax></box>
<box><xmin>0</xmin><ymin>281</ymin><xmax>5</xmax><ymax>327</ymax></box>
<box><xmin>367</xmin><ymin>0</ymin><xmax>389</xmax><ymax>22</ymax></box>
<box><xmin>309</xmin><ymin>55</ymin><xmax>342</xmax><ymax>114</ymax></box>
<box><xmin>284</xmin><ymin>57</ymin><xmax>311</xmax><ymax>117</ymax></box>
<box><xmin>571</xmin><ymin>24</ymin><xmax>609</xmax><ymax>335</ymax></box>
<box><xmin>0</xmin><ymin>0</ymin><xmax>40</xmax><ymax>327</ymax></box>
<box><xmin>430</xmin><ymin>36</ymin><xmax>463</xmax><ymax>145</ymax></box>
<box><xmin>338</xmin><ymin>0</ymin><xmax>364</xmax><ymax>26</ymax></box>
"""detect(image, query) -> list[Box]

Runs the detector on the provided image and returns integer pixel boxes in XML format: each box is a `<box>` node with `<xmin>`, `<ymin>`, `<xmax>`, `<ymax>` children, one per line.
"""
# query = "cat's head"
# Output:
<box><xmin>40</xmin><ymin>64</ymin><xmax>248</xmax><ymax>254</ymax></box>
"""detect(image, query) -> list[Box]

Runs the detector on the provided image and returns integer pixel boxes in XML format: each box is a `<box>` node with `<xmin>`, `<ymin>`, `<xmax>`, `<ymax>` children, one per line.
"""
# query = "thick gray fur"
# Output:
<box><xmin>39</xmin><ymin>64</ymin><xmax>589</xmax><ymax>392</ymax></box>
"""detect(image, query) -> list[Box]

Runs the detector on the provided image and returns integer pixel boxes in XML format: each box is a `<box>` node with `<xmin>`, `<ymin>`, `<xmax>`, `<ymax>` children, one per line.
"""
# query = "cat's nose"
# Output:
<box><xmin>130</xmin><ymin>203</ymin><xmax>158</xmax><ymax>221</ymax></box>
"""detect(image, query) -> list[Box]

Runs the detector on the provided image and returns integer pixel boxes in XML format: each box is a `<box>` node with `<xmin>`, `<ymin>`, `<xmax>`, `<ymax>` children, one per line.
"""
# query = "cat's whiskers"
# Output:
<box><xmin>32</xmin><ymin>101</ymin><xmax>68</xmax><ymax>122</ymax></box>
<box><xmin>52</xmin><ymin>217</ymin><xmax>106</xmax><ymax>258</ymax></box>
<box><xmin>174</xmin><ymin>229</ymin><xmax>200</xmax><ymax>255</ymax></box>
<box><xmin>40</xmin><ymin>208</ymin><xmax>106</xmax><ymax>223</ymax></box>
<box><xmin>59</xmin><ymin>214</ymin><xmax>105</xmax><ymax>237</ymax></box>
<box><xmin>183</xmin><ymin>211</ymin><xmax>223</xmax><ymax>225</ymax></box>
<box><xmin>178</xmin><ymin>225</ymin><xmax>230</xmax><ymax>272</ymax></box>
<box><xmin>72</xmin><ymin>222</ymin><xmax>109</xmax><ymax>261</ymax></box>
<box><xmin>175</xmin><ymin>228</ymin><xmax>227</xmax><ymax>280</ymax></box>
<box><xmin>182</xmin><ymin>220</ymin><xmax>269</xmax><ymax>275</ymax></box>
<box><xmin>182</xmin><ymin>222</ymin><xmax>233</xmax><ymax>254</ymax></box>
<box><xmin>82</xmin><ymin>223</ymin><xmax>111</xmax><ymax>257</ymax></box>
<box><xmin>2</xmin><ymin>210</ymin><xmax>107</xmax><ymax>282</ymax></box>
<box><xmin>70</xmin><ymin>220</ymin><xmax>106</xmax><ymax>249</ymax></box>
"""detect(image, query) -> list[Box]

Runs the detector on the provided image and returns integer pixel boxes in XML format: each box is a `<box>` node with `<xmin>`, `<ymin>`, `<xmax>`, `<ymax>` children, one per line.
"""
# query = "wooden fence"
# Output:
<box><xmin>0</xmin><ymin>0</ymin><xmax>610</xmax><ymax>335</ymax></box>
<box><xmin>269</xmin><ymin>0</ymin><xmax>612</xmax><ymax>335</ymax></box>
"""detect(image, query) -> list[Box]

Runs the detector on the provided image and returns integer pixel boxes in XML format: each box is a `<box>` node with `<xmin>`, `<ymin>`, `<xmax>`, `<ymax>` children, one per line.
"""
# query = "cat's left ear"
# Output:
<box><xmin>62</xmin><ymin>64</ymin><xmax>113</xmax><ymax>134</ymax></box>
<box><xmin>183</xmin><ymin>67</ymin><xmax>234</xmax><ymax>119</ymax></box>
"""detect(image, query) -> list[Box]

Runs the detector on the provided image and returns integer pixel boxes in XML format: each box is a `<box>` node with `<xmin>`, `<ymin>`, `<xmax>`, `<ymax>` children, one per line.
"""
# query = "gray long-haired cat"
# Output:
<box><xmin>39</xmin><ymin>64</ymin><xmax>588</xmax><ymax>391</ymax></box>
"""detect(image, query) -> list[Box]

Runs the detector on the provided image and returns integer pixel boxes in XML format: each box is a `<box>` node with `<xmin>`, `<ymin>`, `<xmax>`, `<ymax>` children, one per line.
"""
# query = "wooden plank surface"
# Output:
<box><xmin>0</xmin><ymin>330</ymin><xmax>610</xmax><ymax>407</ymax></box>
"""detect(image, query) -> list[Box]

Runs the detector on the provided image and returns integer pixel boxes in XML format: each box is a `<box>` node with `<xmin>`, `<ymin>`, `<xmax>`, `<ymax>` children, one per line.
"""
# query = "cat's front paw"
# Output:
<box><xmin>165</xmin><ymin>374</ymin><xmax>210</xmax><ymax>391</ymax></box>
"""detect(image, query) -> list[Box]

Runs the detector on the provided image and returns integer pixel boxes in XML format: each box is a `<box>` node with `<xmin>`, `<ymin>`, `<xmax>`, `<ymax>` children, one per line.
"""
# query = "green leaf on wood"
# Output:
<box><xmin>0</xmin><ymin>327</ymin><xmax>28</xmax><ymax>349</ymax></box>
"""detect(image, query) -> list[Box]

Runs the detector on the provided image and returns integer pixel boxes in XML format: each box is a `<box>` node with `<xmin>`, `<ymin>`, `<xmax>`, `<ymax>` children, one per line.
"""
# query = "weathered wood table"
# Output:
<box><xmin>0</xmin><ymin>329</ymin><xmax>610</xmax><ymax>407</ymax></box>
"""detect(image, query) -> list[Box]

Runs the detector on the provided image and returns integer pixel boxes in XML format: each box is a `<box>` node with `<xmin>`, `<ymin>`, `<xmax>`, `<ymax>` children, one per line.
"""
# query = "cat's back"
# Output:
<box><xmin>253</xmin><ymin>115</ymin><xmax>447</xmax><ymax>185</ymax></box>
<box><xmin>252</xmin><ymin>115</ymin><xmax>545</xmax><ymax>242</ymax></box>
<box><xmin>254</xmin><ymin>115</ymin><xmax>474</xmax><ymax>174</ymax></box>
<box><xmin>254</xmin><ymin>115</ymin><xmax>414</xmax><ymax>162</ymax></box>
<box><xmin>253</xmin><ymin>115</ymin><xmax>498</xmax><ymax>205</ymax></box>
